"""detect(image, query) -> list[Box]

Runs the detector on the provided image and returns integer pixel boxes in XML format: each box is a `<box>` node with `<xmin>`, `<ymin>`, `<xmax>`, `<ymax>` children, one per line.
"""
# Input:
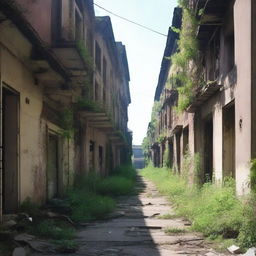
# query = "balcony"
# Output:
<box><xmin>77</xmin><ymin>98</ymin><xmax>128</xmax><ymax>145</ymax></box>
<box><xmin>186</xmin><ymin>81</ymin><xmax>223</xmax><ymax>113</ymax></box>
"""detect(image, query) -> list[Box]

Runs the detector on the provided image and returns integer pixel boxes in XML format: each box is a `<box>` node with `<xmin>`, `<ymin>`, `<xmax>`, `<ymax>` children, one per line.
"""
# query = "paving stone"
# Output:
<box><xmin>12</xmin><ymin>247</ymin><xmax>27</xmax><ymax>256</ymax></box>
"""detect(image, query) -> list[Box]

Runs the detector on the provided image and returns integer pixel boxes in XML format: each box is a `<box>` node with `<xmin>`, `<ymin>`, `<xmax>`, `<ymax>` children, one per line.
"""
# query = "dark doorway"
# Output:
<box><xmin>47</xmin><ymin>134</ymin><xmax>59</xmax><ymax>199</ymax></box>
<box><xmin>89</xmin><ymin>140</ymin><xmax>95</xmax><ymax>170</ymax></box>
<box><xmin>3</xmin><ymin>86</ymin><xmax>19</xmax><ymax>213</ymax></box>
<box><xmin>204</xmin><ymin>116</ymin><xmax>213</xmax><ymax>182</ymax></box>
<box><xmin>176</xmin><ymin>131</ymin><xmax>181</xmax><ymax>173</ymax></box>
<box><xmin>99</xmin><ymin>146</ymin><xmax>103</xmax><ymax>173</ymax></box>
<box><xmin>168</xmin><ymin>139</ymin><xmax>174</xmax><ymax>168</ymax></box>
<box><xmin>223</xmin><ymin>102</ymin><xmax>235</xmax><ymax>178</ymax></box>
<box><xmin>183</xmin><ymin>126</ymin><xmax>189</xmax><ymax>155</ymax></box>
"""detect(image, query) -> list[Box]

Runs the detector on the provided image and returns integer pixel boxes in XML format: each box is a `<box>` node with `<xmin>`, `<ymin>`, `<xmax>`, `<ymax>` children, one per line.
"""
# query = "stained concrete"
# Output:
<box><xmin>31</xmin><ymin>176</ymin><xmax>228</xmax><ymax>256</ymax></box>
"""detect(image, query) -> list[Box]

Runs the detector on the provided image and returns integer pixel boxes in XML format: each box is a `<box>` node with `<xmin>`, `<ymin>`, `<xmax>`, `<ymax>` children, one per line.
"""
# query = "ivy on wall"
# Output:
<box><xmin>170</xmin><ymin>0</ymin><xmax>201</xmax><ymax>111</ymax></box>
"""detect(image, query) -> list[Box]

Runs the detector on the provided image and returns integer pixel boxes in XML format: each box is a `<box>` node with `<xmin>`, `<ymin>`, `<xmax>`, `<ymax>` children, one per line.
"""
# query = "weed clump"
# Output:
<box><xmin>66</xmin><ymin>164</ymin><xmax>136</xmax><ymax>222</ymax></box>
<box><xmin>140</xmin><ymin>166</ymin><xmax>249</xmax><ymax>248</ymax></box>
<box><xmin>67</xmin><ymin>190</ymin><xmax>116</xmax><ymax>222</ymax></box>
<box><xmin>31</xmin><ymin>220</ymin><xmax>75</xmax><ymax>240</ymax></box>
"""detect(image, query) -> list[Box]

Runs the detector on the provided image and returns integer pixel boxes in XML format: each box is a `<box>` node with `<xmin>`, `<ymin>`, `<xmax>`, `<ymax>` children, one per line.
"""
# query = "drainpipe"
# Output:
<box><xmin>0</xmin><ymin>46</ymin><xmax>3</xmax><ymax>222</ymax></box>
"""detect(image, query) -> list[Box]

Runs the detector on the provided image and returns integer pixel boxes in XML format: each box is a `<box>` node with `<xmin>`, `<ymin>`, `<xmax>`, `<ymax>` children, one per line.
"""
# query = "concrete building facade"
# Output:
<box><xmin>0</xmin><ymin>0</ymin><xmax>131</xmax><ymax>220</ymax></box>
<box><xmin>147</xmin><ymin>0</ymin><xmax>256</xmax><ymax>195</ymax></box>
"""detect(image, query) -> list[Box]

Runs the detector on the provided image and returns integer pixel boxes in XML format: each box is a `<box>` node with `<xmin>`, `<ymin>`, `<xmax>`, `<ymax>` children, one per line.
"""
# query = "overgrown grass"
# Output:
<box><xmin>66</xmin><ymin>164</ymin><xmax>136</xmax><ymax>222</ymax></box>
<box><xmin>67</xmin><ymin>190</ymin><xmax>116</xmax><ymax>222</ymax></box>
<box><xmin>0</xmin><ymin>241</ymin><xmax>13</xmax><ymax>256</ymax></box>
<box><xmin>158</xmin><ymin>213</ymin><xmax>179</xmax><ymax>219</ymax></box>
<box><xmin>97</xmin><ymin>176</ymin><xmax>134</xmax><ymax>196</ymax></box>
<box><xmin>140</xmin><ymin>165</ymin><xmax>256</xmax><ymax>249</ymax></box>
<box><xmin>31</xmin><ymin>220</ymin><xmax>75</xmax><ymax>240</ymax></box>
<box><xmin>164</xmin><ymin>227</ymin><xmax>187</xmax><ymax>234</ymax></box>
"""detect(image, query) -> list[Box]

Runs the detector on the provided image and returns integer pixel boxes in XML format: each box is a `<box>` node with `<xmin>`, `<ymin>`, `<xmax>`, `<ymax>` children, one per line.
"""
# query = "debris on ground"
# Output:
<box><xmin>227</xmin><ymin>245</ymin><xmax>241</xmax><ymax>254</ymax></box>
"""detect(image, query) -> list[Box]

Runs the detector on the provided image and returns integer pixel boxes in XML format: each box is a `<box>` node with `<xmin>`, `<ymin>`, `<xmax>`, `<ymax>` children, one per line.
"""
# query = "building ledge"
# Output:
<box><xmin>187</xmin><ymin>82</ymin><xmax>222</xmax><ymax>113</ymax></box>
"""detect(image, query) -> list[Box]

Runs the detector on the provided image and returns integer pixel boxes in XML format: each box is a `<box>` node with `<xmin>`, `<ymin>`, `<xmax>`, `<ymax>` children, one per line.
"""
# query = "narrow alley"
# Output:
<box><xmin>24</xmin><ymin>174</ymin><xmax>225</xmax><ymax>256</ymax></box>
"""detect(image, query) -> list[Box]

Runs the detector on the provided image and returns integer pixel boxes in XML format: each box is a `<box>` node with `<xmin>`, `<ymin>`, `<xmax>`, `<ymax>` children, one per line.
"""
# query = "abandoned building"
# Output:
<box><xmin>132</xmin><ymin>145</ymin><xmax>145</xmax><ymax>169</ymax></box>
<box><xmin>0</xmin><ymin>0</ymin><xmax>131</xmax><ymax>220</ymax></box>
<box><xmin>146</xmin><ymin>0</ymin><xmax>256</xmax><ymax>195</ymax></box>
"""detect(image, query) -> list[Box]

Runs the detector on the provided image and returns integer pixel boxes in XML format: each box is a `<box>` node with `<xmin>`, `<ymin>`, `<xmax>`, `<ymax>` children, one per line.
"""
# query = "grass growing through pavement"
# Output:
<box><xmin>164</xmin><ymin>227</ymin><xmax>187</xmax><ymax>234</ymax></box>
<box><xmin>16</xmin><ymin>164</ymin><xmax>136</xmax><ymax>251</ymax></box>
<box><xmin>140</xmin><ymin>165</ymin><xmax>256</xmax><ymax>250</ymax></box>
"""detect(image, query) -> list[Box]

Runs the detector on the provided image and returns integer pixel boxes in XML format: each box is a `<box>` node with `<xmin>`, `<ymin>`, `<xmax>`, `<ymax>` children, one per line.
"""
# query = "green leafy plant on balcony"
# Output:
<box><xmin>168</xmin><ymin>0</ymin><xmax>202</xmax><ymax>112</ymax></box>
<box><xmin>76</xmin><ymin>40</ymin><xmax>94</xmax><ymax>74</ymax></box>
<box><xmin>157</xmin><ymin>132</ymin><xmax>166</xmax><ymax>143</ymax></box>
<box><xmin>75</xmin><ymin>97</ymin><xmax>104</xmax><ymax>113</ymax></box>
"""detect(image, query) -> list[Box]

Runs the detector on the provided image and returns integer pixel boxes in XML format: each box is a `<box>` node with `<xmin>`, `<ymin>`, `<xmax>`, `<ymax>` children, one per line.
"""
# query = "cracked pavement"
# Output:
<box><xmin>31</xmin><ymin>175</ymin><xmax>228</xmax><ymax>256</ymax></box>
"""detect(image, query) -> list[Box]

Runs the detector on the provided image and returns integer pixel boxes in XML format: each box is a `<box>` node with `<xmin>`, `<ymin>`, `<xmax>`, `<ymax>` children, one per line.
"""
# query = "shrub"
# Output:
<box><xmin>238</xmin><ymin>193</ymin><xmax>256</xmax><ymax>248</ymax></box>
<box><xmin>111</xmin><ymin>164</ymin><xmax>136</xmax><ymax>181</ymax></box>
<box><xmin>32</xmin><ymin>220</ymin><xmax>75</xmax><ymax>240</ymax></box>
<box><xmin>97</xmin><ymin>176</ymin><xmax>134</xmax><ymax>196</ymax></box>
<box><xmin>141</xmin><ymin>166</ymin><xmax>244</xmax><ymax>242</ymax></box>
<box><xmin>19</xmin><ymin>197</ymin><xmax>41</xmax><ymax>218</ymax></box>
<box><xmin>67</xmin><ymin>190</ymin><xmax>116</xmax><ymax>222</ymax></box>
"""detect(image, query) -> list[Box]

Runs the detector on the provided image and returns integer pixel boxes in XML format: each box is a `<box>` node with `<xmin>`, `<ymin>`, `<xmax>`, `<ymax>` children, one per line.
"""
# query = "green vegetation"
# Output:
<box><xmin>67</xmin><ymin>190</ymin><xmax>116</xmax><ymax>222</ymax></box>
<box><xmin>66</xmin><ymin>164</ymin><xmax>136</xmax><ymax>222</ymax></box>
<box><xmin>97</xmin><ymin>176</ymin><xmax>134</xmax><ymax>196</ymax></box>
<box><xmin>75</xmin><ymin>97</ymin><xmax>103</xmax><ymax>112</ymax></box>
<box><xmin>54</xmin><ymin>240</ymin><xmax>78</xmax><ymax>253</ymax></box>
<box><xmin>140</xmin><ymin>165</ymin><xmax>256</xmax><ymax>249</ymax></box>
<box><xmin>76</xmin><ymin>40</ymin><xmax>94</xmax><ymax>74</ymax></box>
<box><xmin>250</xmin><ymin>158</ymin><xmax>256</xmax><ymax>192</ymax></box>
<box><xmin>158</xmin><ymin>213</ymin><xmax>178</xmax><ymax>219</ymax></box>
<box><xmin>170</xmin><ymin>0</ymin><xmax>201</xmax><ymax>112</ymax></box>
<box><xmin>19</xmin><ymin>197</ymin><xmax>41</xmax><ymax>218</ymax></box>
<box><xmin>0</xmin><ymin>241</ymin><xmax>13</xmax><ymax>256</ymax></box>
<box><xmin>59</xmin><ymin>109</ymin><xmax>74</xmax><ymax>139</ymax></box>
<box><xmin>31</xmin><ymin>220</ymin><xmax>75</xmax><ymax>240</ymax></box>
<box><xmin>164</xmin><ymin>227</ymin><xmax>186</xmax><ymax>234</ymax></box>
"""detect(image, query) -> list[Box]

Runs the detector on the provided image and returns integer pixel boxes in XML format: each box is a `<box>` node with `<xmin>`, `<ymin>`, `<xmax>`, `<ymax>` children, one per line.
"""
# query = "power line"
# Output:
<box><xmin>94</xmin><ymin>3</ymin><xmax>167</xmax><ymax>37</ymax></box>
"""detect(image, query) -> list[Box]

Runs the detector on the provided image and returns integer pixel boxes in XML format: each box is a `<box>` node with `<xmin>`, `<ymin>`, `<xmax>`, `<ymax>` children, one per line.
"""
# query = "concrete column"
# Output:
<box><xmin>234</xmin><ymin>0</ymin><xmax>252</xmax><ymax>195</ymax></box>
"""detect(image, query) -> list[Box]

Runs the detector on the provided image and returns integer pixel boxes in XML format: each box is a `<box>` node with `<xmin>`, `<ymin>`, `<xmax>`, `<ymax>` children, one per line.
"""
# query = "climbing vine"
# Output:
<box><xmin>170</xmin><ymin>0</ymin><xmax>201</xmax><ymax>111</ymax></box>
<box><xmin>59</xmin><ymin>109</ymin><xmax>74</xmax><ymax>139</ymax></box>
<box><xmin>75</xmin><ymin>97</ymin><xmax>104</xmax><ymax>113</ymax></box>
<box><xmin>76</xmin><ymin>40</ymin><xmax>94</xmax><ymax>74</ymax></box>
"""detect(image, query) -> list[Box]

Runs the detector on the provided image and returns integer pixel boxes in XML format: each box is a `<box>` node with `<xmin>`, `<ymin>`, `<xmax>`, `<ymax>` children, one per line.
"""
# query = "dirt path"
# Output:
<box><xmin>32</xmin><ymin>175</ymin><xmax>228</xmax><ymax>256</ymax></box>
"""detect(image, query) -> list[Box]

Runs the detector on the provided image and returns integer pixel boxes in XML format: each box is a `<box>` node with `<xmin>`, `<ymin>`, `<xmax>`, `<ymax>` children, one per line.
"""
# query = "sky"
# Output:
<box><xmin>94</xmin><ymin>0</ymin><xmax>178</xmax><ymax>145</ymax></box>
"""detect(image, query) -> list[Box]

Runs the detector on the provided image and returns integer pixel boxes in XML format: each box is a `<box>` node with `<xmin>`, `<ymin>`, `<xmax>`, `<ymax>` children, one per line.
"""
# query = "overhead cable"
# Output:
<box><xmin>94</xmin><ymin>3</ymin><xmax>167</xmax><ymax>37</ymax></box>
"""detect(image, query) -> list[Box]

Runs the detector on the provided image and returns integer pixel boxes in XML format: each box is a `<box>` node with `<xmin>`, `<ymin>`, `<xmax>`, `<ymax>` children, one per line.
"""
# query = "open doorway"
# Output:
<box><xmin>204</xmin><ymin>116</ymin><xmax>213</xmax><ymax>182</ymax></box>
<box><xmin>175</xmin><ymin>130</ymin><xmax>182</xmax><ymax>173</ymax></box>
<box><xmin>223</xmin><ymin>102</ymin><xmax>235</xmax><ymax>178</ymax></box>
<box><xmin>47</xmin><ymin>133</ymin><xmax>60</xmax><ymax>200</ymax></box>
<box><xmin>2</xmin><ymin>86</ymin><xmax>19</xmax><ymax>213</ymax></box>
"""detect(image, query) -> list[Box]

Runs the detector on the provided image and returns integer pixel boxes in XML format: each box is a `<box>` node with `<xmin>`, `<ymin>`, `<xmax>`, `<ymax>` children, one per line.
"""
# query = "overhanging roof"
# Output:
<box><xmin>154</xmin><ymin>7</ymin><xmax>182</xmax><ymax>101</ymax></box>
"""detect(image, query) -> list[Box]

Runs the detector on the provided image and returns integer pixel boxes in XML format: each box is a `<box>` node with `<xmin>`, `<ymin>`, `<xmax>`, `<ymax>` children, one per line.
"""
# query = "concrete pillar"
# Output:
<box><xmin>234</xmin><ymin>0</ymin><xmax>252</xmax><ymax>195</ymax></box>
